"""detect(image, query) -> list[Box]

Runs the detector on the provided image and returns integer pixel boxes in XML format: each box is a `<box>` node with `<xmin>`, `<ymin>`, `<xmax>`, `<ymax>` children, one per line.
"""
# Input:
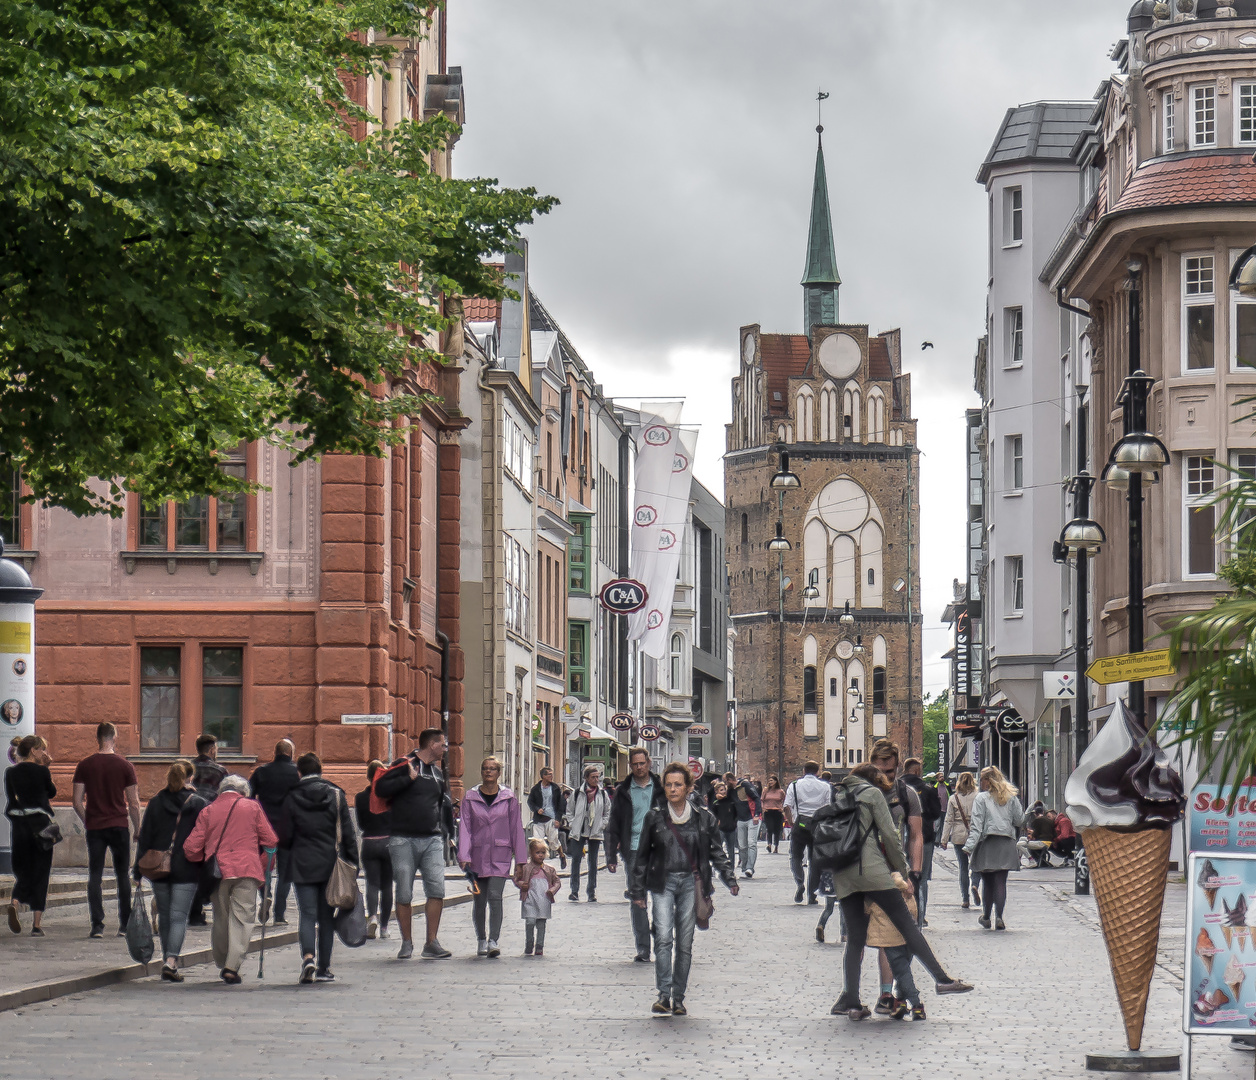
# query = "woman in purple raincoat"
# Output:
<box><xmin>457</xmin><ymin>757</ymin><xmax>527</xmax><ymax>958</ymax></box>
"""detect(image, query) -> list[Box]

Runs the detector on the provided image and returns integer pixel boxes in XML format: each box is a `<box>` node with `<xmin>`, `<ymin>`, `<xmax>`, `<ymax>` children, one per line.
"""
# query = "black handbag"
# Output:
<box><xmin>36</xmin><ymin>820</ymin><xmax>63</xmax><ymax>850</ymax></box>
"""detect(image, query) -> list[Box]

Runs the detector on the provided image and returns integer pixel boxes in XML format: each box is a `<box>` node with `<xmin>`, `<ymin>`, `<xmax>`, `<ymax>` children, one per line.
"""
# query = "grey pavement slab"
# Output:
<box><xmin>0</xmin><ymin>850</ymin><xmax>1247</xmax><ymax>1078</ymax></box>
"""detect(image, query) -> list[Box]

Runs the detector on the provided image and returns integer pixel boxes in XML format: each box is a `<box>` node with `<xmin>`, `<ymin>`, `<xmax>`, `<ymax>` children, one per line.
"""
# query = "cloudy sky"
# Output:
<box><xmin>450</xmin><ymin>0</ymin><xmax>1132</xmax><ymax>695</ymax></box>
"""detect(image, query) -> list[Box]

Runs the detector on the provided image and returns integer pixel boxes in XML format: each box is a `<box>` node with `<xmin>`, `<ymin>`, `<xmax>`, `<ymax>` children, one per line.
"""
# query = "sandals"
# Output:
<box><xmin>161</xmin><ymin>965</ymin><xmax>183</xmax><ymax>983</ymax></box>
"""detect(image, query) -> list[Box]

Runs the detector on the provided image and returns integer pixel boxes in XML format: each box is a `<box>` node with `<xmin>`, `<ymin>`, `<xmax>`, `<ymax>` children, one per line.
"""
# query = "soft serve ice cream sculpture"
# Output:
<box><xmin>1065</xmin><ymin>700</ymin><xmax>1186</xmax><ymax>1052</ymax></box>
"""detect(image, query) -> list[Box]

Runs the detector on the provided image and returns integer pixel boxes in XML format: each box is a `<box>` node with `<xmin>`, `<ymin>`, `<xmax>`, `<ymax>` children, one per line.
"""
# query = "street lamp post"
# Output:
<box><xmin>770</xmin><ymin>449</ymin><xmax>800</xmax><ymax>780</ymax></box>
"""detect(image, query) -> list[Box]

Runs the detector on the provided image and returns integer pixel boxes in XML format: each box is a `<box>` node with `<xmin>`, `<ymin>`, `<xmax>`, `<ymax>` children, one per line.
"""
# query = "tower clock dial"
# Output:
<box><xmin>817</xmin><ymin>332</ymin><xmax>861</xmax><ymax>379</ymax></box>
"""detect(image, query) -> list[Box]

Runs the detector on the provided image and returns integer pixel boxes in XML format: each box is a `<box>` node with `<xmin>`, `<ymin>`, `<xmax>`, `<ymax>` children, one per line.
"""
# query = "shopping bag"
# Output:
<box><xmin>125</xmin><ymin>881</ymin><xmax>155</xmax><ymax>965</ymax></box>
<box><xmin>333</xmin><ymin>889</ymin><xmax>368</xmax><ymax>948</ymax></box>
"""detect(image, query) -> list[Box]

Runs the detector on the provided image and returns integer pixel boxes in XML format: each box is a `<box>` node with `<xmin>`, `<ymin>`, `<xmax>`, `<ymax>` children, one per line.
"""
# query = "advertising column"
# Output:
<box><xmin>0</xmin><ymin>547</ymin><xmax>43</xmax><ymax>874</ymax></box>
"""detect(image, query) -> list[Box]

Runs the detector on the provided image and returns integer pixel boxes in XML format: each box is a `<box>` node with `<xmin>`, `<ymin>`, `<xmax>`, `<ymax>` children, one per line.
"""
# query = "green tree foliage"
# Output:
<box><xmin>1167</xmin><ymin>460</ymin><xmax>1256</xmax><ymax>794</ymax></box>
<box><xmin>0</xmin><ymin>0</ymin><xmax>554</xmax><ymax>515</ymax></box>
<box><xmin>922</xmin><ymin>690</ymin><xmax>949</xmax><ymax>774</ymax></box>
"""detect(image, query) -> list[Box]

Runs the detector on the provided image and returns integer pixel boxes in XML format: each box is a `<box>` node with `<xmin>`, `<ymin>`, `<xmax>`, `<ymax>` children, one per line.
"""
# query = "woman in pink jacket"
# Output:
<box><xmin>183</xmin><ymin>774</ymin><xmax>278</xmax><ymax>984</ymax></box>
<box><xmin>457</xmin><ymin>757</ymin><xmax>527</xmax><ymax>959</ymax></box>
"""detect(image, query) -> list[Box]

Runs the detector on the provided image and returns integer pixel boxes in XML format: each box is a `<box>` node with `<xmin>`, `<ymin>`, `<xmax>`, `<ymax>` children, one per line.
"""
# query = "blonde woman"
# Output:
<box><xmin>961</xmin><ymin>767</ymin><xmax>1024</xmax><ymax>930</ymax></box>
<box><xmin>939</xmin><ymin>772</ymin><xmax>979</xmax><ymax>909</ymax></box>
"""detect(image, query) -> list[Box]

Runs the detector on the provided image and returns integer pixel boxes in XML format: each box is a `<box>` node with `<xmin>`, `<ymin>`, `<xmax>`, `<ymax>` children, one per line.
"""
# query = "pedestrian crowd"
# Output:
<box><xmin>4</xmin><ymin>723</ymin><xmax>1067</xmax><ymax>1020</ymax></box>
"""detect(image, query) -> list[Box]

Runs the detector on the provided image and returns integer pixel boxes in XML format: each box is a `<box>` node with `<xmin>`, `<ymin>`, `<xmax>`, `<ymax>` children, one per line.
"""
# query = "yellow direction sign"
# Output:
<box><xmin>1086</xmin><ymin>648</ymin><xmax>1176</xmax><ymax>686</ymax></box>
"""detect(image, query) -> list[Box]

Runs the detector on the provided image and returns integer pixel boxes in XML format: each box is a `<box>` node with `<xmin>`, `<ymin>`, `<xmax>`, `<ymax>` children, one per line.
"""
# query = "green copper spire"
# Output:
<box><xmin>802</xmin><ymin>125</ymin><xmax>840</xmax><ymax>338</ymax></box>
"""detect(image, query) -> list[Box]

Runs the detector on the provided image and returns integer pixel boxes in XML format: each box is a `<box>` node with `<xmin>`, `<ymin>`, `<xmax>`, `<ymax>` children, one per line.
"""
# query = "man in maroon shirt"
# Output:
<box><xmin>72</xmin><ymin>723</ymin><xmax>141</xmax><ymax>937</ymax></box>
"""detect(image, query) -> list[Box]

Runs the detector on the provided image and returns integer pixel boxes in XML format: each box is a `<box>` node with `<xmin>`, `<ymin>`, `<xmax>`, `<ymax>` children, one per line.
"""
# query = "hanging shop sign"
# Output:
<box><xmin>599</xmin><ymin>578</ymin><xmax>648</xmax><ymax>615</ymax></box>
<box><xmin>995</xmin><ymin>707</ymin><xmax>1028</xmax><ymax>744</ymax></box>
<box><xmin>610</xmin><ymin>713</ymin><xmax>634</xmax><ymax>731</ymax></box>
<box><xmin>638</xmin><ymin>724</ymin><xmax>661</xmax><ymax>741</ymax></box>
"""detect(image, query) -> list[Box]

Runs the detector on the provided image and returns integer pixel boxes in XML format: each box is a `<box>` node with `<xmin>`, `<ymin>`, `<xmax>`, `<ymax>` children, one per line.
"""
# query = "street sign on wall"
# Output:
<box><xmin>341</xmin><ymin>713</ymin><xmax>393</xmax><ymax>725</ymax></box>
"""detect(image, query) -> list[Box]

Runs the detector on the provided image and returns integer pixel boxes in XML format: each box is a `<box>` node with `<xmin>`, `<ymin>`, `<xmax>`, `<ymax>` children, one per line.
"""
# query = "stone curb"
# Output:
<box><xmin>0</xmin><ymin>892</ymin><xmax>473</xmax><ymax>1014</ymax></box>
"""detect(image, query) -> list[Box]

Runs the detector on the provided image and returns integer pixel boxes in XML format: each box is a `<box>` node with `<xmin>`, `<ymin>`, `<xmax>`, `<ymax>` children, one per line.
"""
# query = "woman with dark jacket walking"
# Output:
<box><xmin>5</xmin><ymin>735</ymin><xmax>56</xmax><ymax>936</ymax></box>
<box><xmin>282</xmin><ymin>752</ymin><xmax>358</xmax><ymax>983</ymax></box>
<box><xmin>457</xmin><ymin>756</ymin><xmax>527</xmax><ymax>958</ymax></box>
<box><xmin>355</xmin><ymin>760</ymin><xmax>393</xmax><ymax>940</ymax></box>
<box><xmin>629</xmin><ymin>761</ymin><xmax>740</xmax><ymax>1016</ymax></box>
<box><xmin>133</xmin><ymin>760</ymin><xmax>205</xmax><ymax>981</ymax></box>
<box><xmin>831</xmin><ymin>763</ymin><xmax>972</xmax><ymax>1020</ymax></box>
<box><xmin>711</xmin><ymin>781</ymin><xmax>739</xmax><ymax>870</ymax></box>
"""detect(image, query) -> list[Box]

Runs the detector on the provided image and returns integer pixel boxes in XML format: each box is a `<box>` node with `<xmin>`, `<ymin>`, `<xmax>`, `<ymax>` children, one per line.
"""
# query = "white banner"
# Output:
<box><xmin>628</xmin><ymin>408</ymin><xmax>697</xmax><ymax>659</ymax></box>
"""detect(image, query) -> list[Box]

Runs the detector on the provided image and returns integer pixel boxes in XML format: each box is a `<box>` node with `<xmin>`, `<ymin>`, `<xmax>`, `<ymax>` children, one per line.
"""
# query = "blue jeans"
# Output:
<box><xmin>623</xmin><ymin>853</ymin><xmax>652</xmax><ymax>957</ymax></box>
<box><xmin>652</xmin><ymin>871</ymin><xmax>696</xmax><ymax>1003</ymax></box>
<box><xmin>151</xmin><ymin>880</ymin><xmax>198</xmax><ymax>962</ymax></box>
<box><xmin>956</xmin><ymin>848</ymin><xmax>972</xmax><ymax>904</ymax></box>
<box><xmin>736</xmin><ymin>819</ymin><xmax>760</xmax><ymax>873</ymax></box>
<box><xmin>294</xmin><ymin>882</ymin><xmax>335</xmax><ymax>971</ymax></box>
<box><xmin>886</xmin><ymin>944</ymin><xmax>919</xmax><ymax>1006</ymax></box>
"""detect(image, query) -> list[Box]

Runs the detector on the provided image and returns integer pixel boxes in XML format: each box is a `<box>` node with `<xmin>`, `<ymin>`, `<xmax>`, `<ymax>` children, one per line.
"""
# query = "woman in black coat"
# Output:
<box><xmin>4</xmin><ymin>735</ymin><xmax>56</xmax><ymax>936</ymax></box>
<box><xmin>355</xmin><ymin>760</ymin><xmax>393</xmax><ymax>939</ymax></box>
<box><xmin>711</xmin><ymin>781</ymin><xmax>740</xmax><ymax>870</ymax></box>
<box><xmin>281</xmin><ymin>752</ymin><xmax>358</xmax><ymax>983</ymax></box>
<box><xmin>133</xmin><ymin>760</ymin><xmax>206</xmax><ymax>982</ymax></box>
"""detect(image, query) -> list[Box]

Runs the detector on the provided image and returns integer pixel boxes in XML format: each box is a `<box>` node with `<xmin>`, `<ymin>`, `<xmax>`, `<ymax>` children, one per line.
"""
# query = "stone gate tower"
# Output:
<box><xmin>725</xmin><ymin>128</ymin><xmax>923</xmax><ymax>781</ymax></box>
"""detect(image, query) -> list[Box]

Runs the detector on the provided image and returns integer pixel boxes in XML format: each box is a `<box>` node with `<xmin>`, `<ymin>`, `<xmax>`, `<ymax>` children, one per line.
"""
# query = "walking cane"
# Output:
<box><xmin>258</xmin><ymin>848</ymin><xmax>275</xmax><ymax>979</ymax></box>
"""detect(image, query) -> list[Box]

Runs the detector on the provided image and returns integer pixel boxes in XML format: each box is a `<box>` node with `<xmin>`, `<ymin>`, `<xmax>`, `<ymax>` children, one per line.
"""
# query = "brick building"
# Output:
<box><xmin>724</xmin><ymin>130</ymin><xmax>923</xmax><ymax>782</ymax></box>
<box><xmin>21</xmin><ymin>16</ymin><xmax>471</xmax><ymax>856</ymax></box>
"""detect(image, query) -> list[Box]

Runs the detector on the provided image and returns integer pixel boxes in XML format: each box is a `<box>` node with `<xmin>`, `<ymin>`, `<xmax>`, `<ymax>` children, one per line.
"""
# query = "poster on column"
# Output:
<box><xmin>0</xmin><ymin>601</ymin><xmax>34</xmax><ymax>752</ymax></box>
<box><xmin>1185</xmin><ymin>852</ymin><xmax>1256</xmax><ymax>1034</ymax></box>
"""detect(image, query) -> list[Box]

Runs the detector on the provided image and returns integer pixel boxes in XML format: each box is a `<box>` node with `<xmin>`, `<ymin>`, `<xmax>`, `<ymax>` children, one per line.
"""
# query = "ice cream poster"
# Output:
<box><xmin>1189</xmin><ymin>783</ymin><xmax>1256</xmax><ymax>854</ymax></box>
<box><xmin>1185</xmin><ymin>853</ymin><xmax>1256</xmax><ymax>1033</ymax></box>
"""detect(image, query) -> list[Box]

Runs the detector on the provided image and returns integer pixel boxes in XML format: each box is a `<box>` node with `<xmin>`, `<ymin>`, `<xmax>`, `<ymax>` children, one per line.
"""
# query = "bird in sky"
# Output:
<box><xmin>921</xmin><ymin>341</ymin><xmax>934</xmax><ymax>350</ymax></box>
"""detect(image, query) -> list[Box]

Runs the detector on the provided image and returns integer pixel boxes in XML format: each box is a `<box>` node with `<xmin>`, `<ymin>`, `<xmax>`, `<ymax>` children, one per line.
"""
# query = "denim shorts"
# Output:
<box><xmin>388</xmin><ymin>835</ymin><xmax>446</xmax><ymax>904</ymax></box>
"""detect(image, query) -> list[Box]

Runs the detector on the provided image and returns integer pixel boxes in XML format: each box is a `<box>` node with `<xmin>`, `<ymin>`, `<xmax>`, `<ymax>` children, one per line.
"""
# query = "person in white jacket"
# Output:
<box><xmin>565</xmin><ymin>766</ymin><xmax>613</xmax><ymax>902</ymax></box>
<box><xmin>938</xmin><ymin>771</ymin><xmax>979</xmax><ymax>909</ymax></box>
<box><xmin>961</xmin><ymin>767</ymin><xmax>1025</xmax><ymax>931</ymax></box>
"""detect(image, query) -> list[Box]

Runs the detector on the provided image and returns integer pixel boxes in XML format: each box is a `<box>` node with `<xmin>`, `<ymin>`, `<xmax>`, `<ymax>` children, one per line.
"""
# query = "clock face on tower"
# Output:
<box><xmin>817</xmin><ymin>332</ymin><xmax>861</xmax><ymax>380</ymax></box>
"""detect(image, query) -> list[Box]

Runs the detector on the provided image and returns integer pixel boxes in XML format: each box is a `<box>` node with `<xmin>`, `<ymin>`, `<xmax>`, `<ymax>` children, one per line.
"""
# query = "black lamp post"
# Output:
<box><xmin>1099</xmin><ymin>262</ymin><xmax>1169</xmax><ymax>730</ymax></box>
<box><xmin>770</xmin><ymin>449</ymin><xmax>800</xmax><ymax>780</ymax></box>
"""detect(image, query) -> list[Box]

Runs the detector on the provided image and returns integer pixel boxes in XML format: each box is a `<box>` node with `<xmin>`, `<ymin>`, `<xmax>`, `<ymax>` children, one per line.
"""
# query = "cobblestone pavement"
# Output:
<box><xmin>0</xmin><ymin>851</ymin><xmax>1247</xmax><ymax>1079</ymax></box>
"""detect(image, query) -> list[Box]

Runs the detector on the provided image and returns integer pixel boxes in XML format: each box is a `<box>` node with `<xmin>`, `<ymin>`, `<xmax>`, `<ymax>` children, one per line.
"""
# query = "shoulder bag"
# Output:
<box><xmin>204</xmin><ymin>798</ymin><xmax>241</xmax><ymax>882</ymax></box>
<box><xmin>137</xmin><ymin>798</ymin><xmax>191</xmax><ymax>881</ymax></box>
<box><xmin>325</xmin><ymin>790</ymin><xmax>360</xmax><ymax>910</ymax></box>
<box><xmin>664</xmin><ymin>815</ymin><xmax>715</xmax><ymax>930</ymax></box>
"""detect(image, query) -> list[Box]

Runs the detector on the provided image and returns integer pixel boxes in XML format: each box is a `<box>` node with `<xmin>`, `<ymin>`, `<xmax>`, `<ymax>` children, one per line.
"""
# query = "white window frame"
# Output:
<box><xmin>1183</xmin><ymin>456</ymin><xmax>1217</xmax><ymax>580</ymax></box>
<box><xmin>503</xmin><ymin>532</ymin><xmax>530</xmax><ymax>635</ymax></box>
<box><xmin>1191</xmin><ymin>84</ymin><xmax>1217</xmax><ymax>149</ymax></box>
<box><xmin>1232</xmin><ymin>247</ymin><xmax>1256</xmax><ymax>372</ymax></box>
<box><xmin>502</xmin><ymin>411</ymin><xmax>534</xmax><ymax>492</ymax></box>
<box><xmin>1163</xmin><ymin>91</ymin><xmax>1176</xmax><ymax>154</ymax></box>
<box><xmin>1003</xmin><ymin>186</ymin><xmax>1023</xmax><ymax>247</ymax></box>
<box><xmin>1007</xmin><ymin>434</ymin><xmax>1024</xmax><ymax>493</ymax></box>
<box><xmin>1005</xmin><ymin>307</ymin><xmax>1024</xmax><ymax>368</ymax></box>
<box><xmin>1237</xmin><ymin>82</ymin><xmax>1256</xmax><ymax>145</ymax></box>
<box><xmin>1183</xmin><ymin>253</ymin><xmax>1217</xmax><ymax>374</ymax></box>
<box><xmin>1006</xmin><ymin>555</ymin><xmax>1024</xmax><ymax>615</ymax></box>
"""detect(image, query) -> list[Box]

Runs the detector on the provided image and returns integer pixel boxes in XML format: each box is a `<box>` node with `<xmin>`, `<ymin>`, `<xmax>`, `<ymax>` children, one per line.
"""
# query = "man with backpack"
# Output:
<box><xmin>901</xmin><ymin>758</ymin><xmax>940</xmax><ymax>928</ymax></box>
<box><xmin>783</xmin><ymin>761</ymin><xmax>832</xmax><ymax>905</ymax></box>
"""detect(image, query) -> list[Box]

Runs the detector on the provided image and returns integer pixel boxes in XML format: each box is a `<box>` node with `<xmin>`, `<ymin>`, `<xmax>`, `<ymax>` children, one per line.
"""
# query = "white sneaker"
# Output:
<box><xmin>477</xmin><ymin>939</ymin><xmax>488</xmax><ymax>956</ymax></box>
<box><xmin>379</xmin><ymin>925</ymin><xmax>391</xmax><ymax>939</ymax></box>
<box><xmin>486</xmin><ymin>939</ymin><xmax>501</xmax><ymax>959</ymax></box>
<box><xmin>367</xmin><ymin>916</ymin><xmax>378</xmax><ymax>940</ymax></box>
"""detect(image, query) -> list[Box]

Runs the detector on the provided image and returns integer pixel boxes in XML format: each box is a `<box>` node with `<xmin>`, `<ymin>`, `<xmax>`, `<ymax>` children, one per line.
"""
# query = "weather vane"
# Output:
<box><xmin>817</xmin><ymin>89</ymin><xmax>829</xmax><ymax>134</ymax></box>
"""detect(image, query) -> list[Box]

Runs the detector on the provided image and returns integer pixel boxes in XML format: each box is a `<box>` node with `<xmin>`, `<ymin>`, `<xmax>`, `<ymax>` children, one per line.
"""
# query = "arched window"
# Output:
<box><xmin>867</xmin><ymin>390</ymin><xmax>886</xmax><ymax>443</ymax></box>
<box><xmin>860</xmin><ymin>521</ymin><xmax>883</xmax><ymax>608</ymax></box>
<box><xmin>873</xmin><ymin>666</ymin><xmax>887</xmax><ymax>712</ymax></box>
<box><xmin>796</xmin><ymin>386</ymin><xmax>815</xmax><ymax>441</ymax></box>
<box><xmin>832</xmin><ymin>534</ymin><xmax>856</xmax><ymax>608</ymax></box>
<box><xmin>803</xmin><ymin>666</ymin><xmax>817</xmax><ymax>713</ymax></box>
<box><xmin>803</xmin><ymin>518</ymin><xmax>828</xmax><ymax>608</ymax></box>
<box><xmin>670</xmin><ymin>633</ymin><xmax>684</xmax><ymax>691</ymax></box>
<box><xmin>819</xmin><ymin>382</ymin><xmax>838</xmax><ymax>442</ymax></box>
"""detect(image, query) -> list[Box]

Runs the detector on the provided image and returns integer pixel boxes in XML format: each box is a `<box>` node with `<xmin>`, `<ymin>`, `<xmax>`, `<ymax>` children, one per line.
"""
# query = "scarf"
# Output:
<box><xmin>667</xmin><ymin>801</ymin><xmax>693</xmax><ymax>824</ymax></box>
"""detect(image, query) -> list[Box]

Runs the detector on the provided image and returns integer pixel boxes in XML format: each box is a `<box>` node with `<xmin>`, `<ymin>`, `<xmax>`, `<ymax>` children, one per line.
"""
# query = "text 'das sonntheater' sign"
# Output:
<box><xmin>1189</xmin><ymin>784</ymin><xmax>1256</xmax><ymax>853</ymax></box>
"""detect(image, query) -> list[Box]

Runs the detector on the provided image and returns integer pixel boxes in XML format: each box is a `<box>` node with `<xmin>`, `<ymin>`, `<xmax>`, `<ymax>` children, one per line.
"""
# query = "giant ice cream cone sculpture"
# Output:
<box><xmin>1065</xmin><ymin>700</ymin><xmax>1186</xmax><ymax>1052</ymax></box>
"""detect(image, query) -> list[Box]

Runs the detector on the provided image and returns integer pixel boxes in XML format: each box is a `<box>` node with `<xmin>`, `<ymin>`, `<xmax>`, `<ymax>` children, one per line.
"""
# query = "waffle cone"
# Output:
<box><xmin>1081</xmin><ymin>826</ymin><xmax>1172</xmax><ymax>1052</ymax></box>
